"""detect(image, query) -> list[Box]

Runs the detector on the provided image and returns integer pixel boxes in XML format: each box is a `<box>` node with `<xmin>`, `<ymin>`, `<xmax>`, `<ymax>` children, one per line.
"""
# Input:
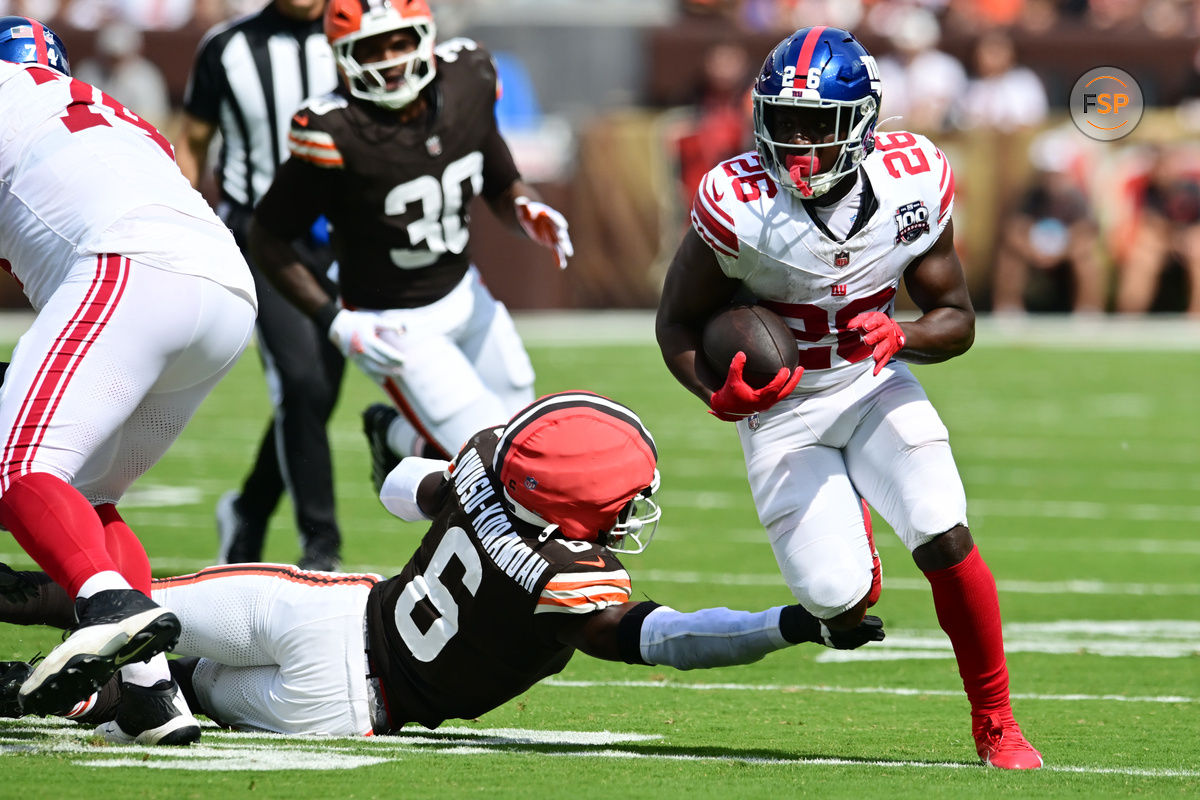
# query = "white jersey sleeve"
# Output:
<box><xmin>868</xmin><ymin>130</ymin><xmax>955</xmax><ymax>257</ymax></box>
<box><xmin>689</xmin><ymin>153</ymin><xmax>775</xmax><ymax>281</ymax></box>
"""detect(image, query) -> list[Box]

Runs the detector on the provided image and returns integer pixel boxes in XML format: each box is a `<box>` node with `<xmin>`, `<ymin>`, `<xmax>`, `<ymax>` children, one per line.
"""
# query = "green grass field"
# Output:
<box><xmin>1</xmin><ymin>313</ymin><xmax>1198</xmax><ymax>798</ymax></box>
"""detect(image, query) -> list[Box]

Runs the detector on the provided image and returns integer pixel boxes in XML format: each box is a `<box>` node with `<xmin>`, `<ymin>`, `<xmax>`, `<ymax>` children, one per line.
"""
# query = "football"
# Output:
<box><xmin>702</xmin><ymin>304</ymin><xmax>799</xmax><ymax>389</ymax></box>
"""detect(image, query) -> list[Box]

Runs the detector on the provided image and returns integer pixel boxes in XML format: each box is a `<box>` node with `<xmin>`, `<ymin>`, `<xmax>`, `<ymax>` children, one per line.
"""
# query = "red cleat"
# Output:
<box><xmin>861</xmin><ymin>498</ymin><xmax>881</xmax><ymax>607</ymax></box>
<box><xmin>973</xmin><ymin>712</ymin><xmax>1043</xmax><ymax>769</ymax></box>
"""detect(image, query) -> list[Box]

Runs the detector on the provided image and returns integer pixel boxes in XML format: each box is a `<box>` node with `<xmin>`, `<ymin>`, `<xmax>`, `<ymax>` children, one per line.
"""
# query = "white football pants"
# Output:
<box><xmin>737</xmin><ymin>363</ymin><xmax>968</xmax><ymax>618</ymax></box>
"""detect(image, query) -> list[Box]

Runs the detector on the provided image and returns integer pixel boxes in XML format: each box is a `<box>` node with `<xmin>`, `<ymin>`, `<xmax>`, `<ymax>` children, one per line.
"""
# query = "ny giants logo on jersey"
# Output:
<box><xmin>831</xmin><ymin>284</ymin><xmax>847</xmax><ymax>296</ymax></box>
<box><xmin>894</xmin><ymin>200</ymin><xmax>930</xmax><ymax>244</ymax></box>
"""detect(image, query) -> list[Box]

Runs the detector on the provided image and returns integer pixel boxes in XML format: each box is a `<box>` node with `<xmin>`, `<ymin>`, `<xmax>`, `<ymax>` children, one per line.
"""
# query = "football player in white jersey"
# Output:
<box><xmin>655</xmin><ymin>26</ymin><xmax>1042</xmax><ymax>769</ymax></box>
<box><xmin>0</xmin><ymin>18</ymin><xmax>257</xmax><ymax>745</ymax></box>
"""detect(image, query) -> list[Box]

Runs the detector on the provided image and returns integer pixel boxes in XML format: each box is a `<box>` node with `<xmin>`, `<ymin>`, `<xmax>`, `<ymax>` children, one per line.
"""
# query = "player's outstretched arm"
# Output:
<box><xmin>555</xmin><ymin>600</ymin><xmax>884</xmax><ymax>669</ymax></box>
<box><xmin>655</xmin><ymin>228</ymin><xmax>743</xmax><ymax>406</ymax></box>
<box><xmin>897</xmin><ymin>219</ymin><xmax>975</xmax><ymax>364</ymax></box>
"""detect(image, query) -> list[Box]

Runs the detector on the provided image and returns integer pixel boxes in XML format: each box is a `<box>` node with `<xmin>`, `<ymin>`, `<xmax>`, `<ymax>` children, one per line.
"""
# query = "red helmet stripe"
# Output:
<box><xmin>794</xmin><ymin>25</ymin><xmax>827</xmax><ymax>76</ymax></box>
<box><xmin>30</xmin><ymin>18</ymin><xmax>49</xmax><ymax>65</ymax></box>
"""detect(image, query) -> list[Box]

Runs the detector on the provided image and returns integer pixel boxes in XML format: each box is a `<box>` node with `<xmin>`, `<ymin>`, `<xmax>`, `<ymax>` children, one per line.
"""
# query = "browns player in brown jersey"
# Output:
<box><xmin>250</xmin><ymin>0</ymin><xmax>573</xmax><ymax>464</ymax></box>
<box><xmin>0</xmin><ymin>392</ymin><xmax>884</xmax><ymax>736</ymax></box>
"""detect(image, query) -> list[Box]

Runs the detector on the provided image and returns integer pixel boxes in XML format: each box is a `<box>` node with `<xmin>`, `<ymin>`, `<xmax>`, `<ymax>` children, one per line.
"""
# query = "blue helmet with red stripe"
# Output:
<box><xmin>752</xmin><ymin>27</ymin><xmax>880</xmax><ymax>199</ymax></box>
<box><xmin>0</xmin><ymin>16</ymin><xmax>70</xmax><ymax>75</ymax></box>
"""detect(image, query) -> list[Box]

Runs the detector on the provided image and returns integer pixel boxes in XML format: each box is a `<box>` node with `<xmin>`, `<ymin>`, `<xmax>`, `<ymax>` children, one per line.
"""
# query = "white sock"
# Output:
<box><xmin>120</xmin><ymin>653</ymin><xmax>172</xmax><ymax>688</ymax></box>
<box><xmin>76</xmin><ymin>571</ymin><xmax>133</xmax><ymax>599</ymax></box>
<box><xmin>386</xmin><ymin>415</ymin><xmax>423</xmax><ymax>457</ymax></box>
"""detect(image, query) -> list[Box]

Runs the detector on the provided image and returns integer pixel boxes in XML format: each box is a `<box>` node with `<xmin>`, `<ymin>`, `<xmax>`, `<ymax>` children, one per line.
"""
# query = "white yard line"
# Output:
<box><xmin>2</xmin><ymin>718</ymin><xmax>1196</xmax><ymax>778</ymax></box>
<box><xmin>541</xmin><ymin>679</ymin><xmax>1194</xmax><ymax>704</ymax></box>
<box><xmin>632</xmin><ymin>569</ymin><xmax>1200</xmax><ymax>597</ymax></box>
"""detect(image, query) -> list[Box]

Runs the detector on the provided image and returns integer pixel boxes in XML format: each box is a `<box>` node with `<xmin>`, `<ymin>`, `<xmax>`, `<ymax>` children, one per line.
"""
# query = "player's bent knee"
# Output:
<box><xmin>790</xmin><ymin>567</ymin><xmax>869</xmax><ymax>621</ymax></box>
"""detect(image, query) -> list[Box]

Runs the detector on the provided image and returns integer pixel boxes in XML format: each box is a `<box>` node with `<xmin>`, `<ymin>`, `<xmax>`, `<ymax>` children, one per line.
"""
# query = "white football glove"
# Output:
<box><xmin>327</xmin><ymin>309</ymin><xmax>405</xmax><ymax>378</ymax></box>
<box><xmin>515</xmin><ymin>196</ymin><xmax>573</xmax><ymax>269</ymax></box>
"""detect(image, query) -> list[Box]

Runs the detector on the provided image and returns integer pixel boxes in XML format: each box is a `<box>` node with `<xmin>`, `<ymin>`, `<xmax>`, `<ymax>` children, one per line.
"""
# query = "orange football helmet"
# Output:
<box><xmin>494</xmin><ymin>391</ymin><xmax>662</xmax><ymax>554</ymax></box>
<box><xmin>324</xmin><ymin>0</ymin><xmax>436</xmax><ymax>109</ymax></box>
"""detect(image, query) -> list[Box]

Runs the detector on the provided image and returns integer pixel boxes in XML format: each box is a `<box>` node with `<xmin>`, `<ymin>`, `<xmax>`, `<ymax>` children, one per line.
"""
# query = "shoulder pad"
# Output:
<box><xmin>690</xmin><ymin>152</ymin><xmax>775</xmax><ymax>259</ymax></box>
<box><xmin>302</xmin><ymin>91</ymin><xmax>349</xmax><ymax>118</ymax></box>
<box><xmin>872</xmin><ymin>130</ymin><xmax>955</xmax><ymax>225</ymax></box>
<box><xmin>435</xmin><ymin>37</ymin><xmax>485</xmax><ymax>64</ymax></box>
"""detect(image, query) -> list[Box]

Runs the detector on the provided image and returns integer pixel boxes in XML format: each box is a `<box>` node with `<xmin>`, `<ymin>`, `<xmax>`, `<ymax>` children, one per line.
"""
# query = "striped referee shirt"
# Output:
<box><xmin>183</xmin><ymin>3</ymin><xmax>337</xmax><ymax>209</ymax></box>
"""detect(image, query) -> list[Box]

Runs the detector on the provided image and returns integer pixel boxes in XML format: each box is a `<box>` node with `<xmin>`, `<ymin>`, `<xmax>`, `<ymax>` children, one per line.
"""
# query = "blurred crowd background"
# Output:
<box><xmin>4</xmin><ymin>0</ymin><xmax>1200</xmax><ymax>315</ymax></box>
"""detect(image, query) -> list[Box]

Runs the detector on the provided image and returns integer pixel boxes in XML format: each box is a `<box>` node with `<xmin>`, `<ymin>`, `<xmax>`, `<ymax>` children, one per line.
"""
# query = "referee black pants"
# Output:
<box><xmin>224</xmin><ymin>204</ymin><xmax>345</xmax><ymax>565</ymax></box>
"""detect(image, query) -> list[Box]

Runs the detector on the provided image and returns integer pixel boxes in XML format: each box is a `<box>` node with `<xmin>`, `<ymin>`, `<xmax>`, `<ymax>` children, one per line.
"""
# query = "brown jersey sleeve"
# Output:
<box><xmin>252</xmin><ymin>108</ymin><xmax>341</xmax><ymax>241</ymax></box>
<box><xmin>464</xmin><ymin>45</ymin><xmax>521</xmax><ymax>200</ymax></box>
<box><xmin>252</xmin><ymin>155</ymin><xmax>335</xmax><ymax>242</ymax></box>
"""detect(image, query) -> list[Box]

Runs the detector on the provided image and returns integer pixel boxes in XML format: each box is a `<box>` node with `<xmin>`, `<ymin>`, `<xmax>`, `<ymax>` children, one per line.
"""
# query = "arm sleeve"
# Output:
<box><xmin>380</xmin><ymin>457</ymin><xmax>451</xmax><ymax>521</ymax></box>
<box><xmin>628</xmin><ymin>604</ymin><xmax>792</xmax><ymax>670</ymax></box>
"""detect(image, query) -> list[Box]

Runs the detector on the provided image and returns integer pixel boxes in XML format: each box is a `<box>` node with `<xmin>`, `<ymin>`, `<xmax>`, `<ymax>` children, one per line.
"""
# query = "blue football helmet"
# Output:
<box><xmin>0</xmin><ymin>16</ymin><xmax>70</xmax><ymax>75</ymax></box>
<box><xmin>752</xmin><ymin>27</ymin><xmax>880</xmax><ymax>199</ymax></box>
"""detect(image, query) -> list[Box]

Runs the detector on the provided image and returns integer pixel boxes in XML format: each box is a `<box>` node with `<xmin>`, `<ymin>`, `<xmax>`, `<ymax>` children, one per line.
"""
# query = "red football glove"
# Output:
<box><xmin>709</xmin><ymin>351</ymin><xmax>803</xmax><ymax>422</ymax></box>
<box><xmin>846</xmin><ymin>312</ymin><xmax>905</xmax><ymax>376</ymax></box>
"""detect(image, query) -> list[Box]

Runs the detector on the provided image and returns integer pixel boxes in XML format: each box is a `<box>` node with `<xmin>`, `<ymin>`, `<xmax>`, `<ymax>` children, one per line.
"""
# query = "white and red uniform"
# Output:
<box><xmin>691</xmin><ymin>132</ymin><xmax>967</xmax><ymax>618</ymax></box>
<box><xmin>0</xmin><ymin>61</ymin><xmax>257</xmax><ymax>503</ymax></box>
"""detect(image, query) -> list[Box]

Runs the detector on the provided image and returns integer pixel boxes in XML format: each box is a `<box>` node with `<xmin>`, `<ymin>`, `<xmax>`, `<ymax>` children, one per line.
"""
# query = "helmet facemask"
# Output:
<box><xmin>753</xmin><ymin>91</ymin><xmax>877</xmax><ymax>199</ymax></box>
<box><xmin>332</xmin><ymin>13</ymin><xmax>436</xmax><ymax>110</ymax></box>
<box><xmin>602</xmin><ymin>469</ymin><xmax>662</xmax><ymax>555</ymax></box>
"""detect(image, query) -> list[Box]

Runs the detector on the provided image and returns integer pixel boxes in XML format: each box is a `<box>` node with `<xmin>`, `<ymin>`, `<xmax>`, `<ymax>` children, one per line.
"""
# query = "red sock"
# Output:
<box><xmin>0</xmin><ymin>472</ymin><xmax>117</xmax><ymax>597</ymax></box>
<box><xmin>924</xmin><ymin>545</ymin><xmax>1010</xmax><ymax>715</ymax></box>
<box><xmin>96</xmin><ymin>503</ymin><xmax>151</xmax><ymax>595</ymax></box>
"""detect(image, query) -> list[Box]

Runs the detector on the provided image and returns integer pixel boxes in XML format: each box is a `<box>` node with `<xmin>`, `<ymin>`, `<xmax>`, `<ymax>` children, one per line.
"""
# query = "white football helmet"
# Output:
<box><xmin>324</xmin><ymin>0</ymin><xmax>436</xmax><ymax>110</ymax></box>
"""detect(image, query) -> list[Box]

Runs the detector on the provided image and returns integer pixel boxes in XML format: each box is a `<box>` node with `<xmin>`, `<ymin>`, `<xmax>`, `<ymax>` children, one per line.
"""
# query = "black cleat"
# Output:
<box><xmin>97</xmin><ymin>679</ymin><xmax>200</xmax><ymax>745</ymax></box>
<box><xmin>18</xmin><ymin>590</ymin><xmax>180</xmax><ymax>716</ymax></box>
<box><xmin>362</xmin><ymin>403</ymin><xmax>401</xmax><ymax>495</ymax></box>
<box><xmin>0</xmin><ymin>562</ymin><xmax>39</xmax><ymax>603</ymax></box>
<box><xmin>297</xmin><ymin>553</ymin><xmax>341</xmax><ymax>573</ymax></box>
<box><xmin>0</xmin><ymin>660</ymin><xmax>34</xmax><ymax>717</ymax></box>
<box><xmin>215</xmin><ymin>490</ymin><xmax>267</xmax><ymax>564</ymax></box>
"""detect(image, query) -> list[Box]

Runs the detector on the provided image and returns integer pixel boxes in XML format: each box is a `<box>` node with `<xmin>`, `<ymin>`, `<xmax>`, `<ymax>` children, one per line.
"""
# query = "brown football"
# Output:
<box><xmin>702</xmin><ymin>304</ymin><xmax>799</xmax><ymax>389</ymax></box>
